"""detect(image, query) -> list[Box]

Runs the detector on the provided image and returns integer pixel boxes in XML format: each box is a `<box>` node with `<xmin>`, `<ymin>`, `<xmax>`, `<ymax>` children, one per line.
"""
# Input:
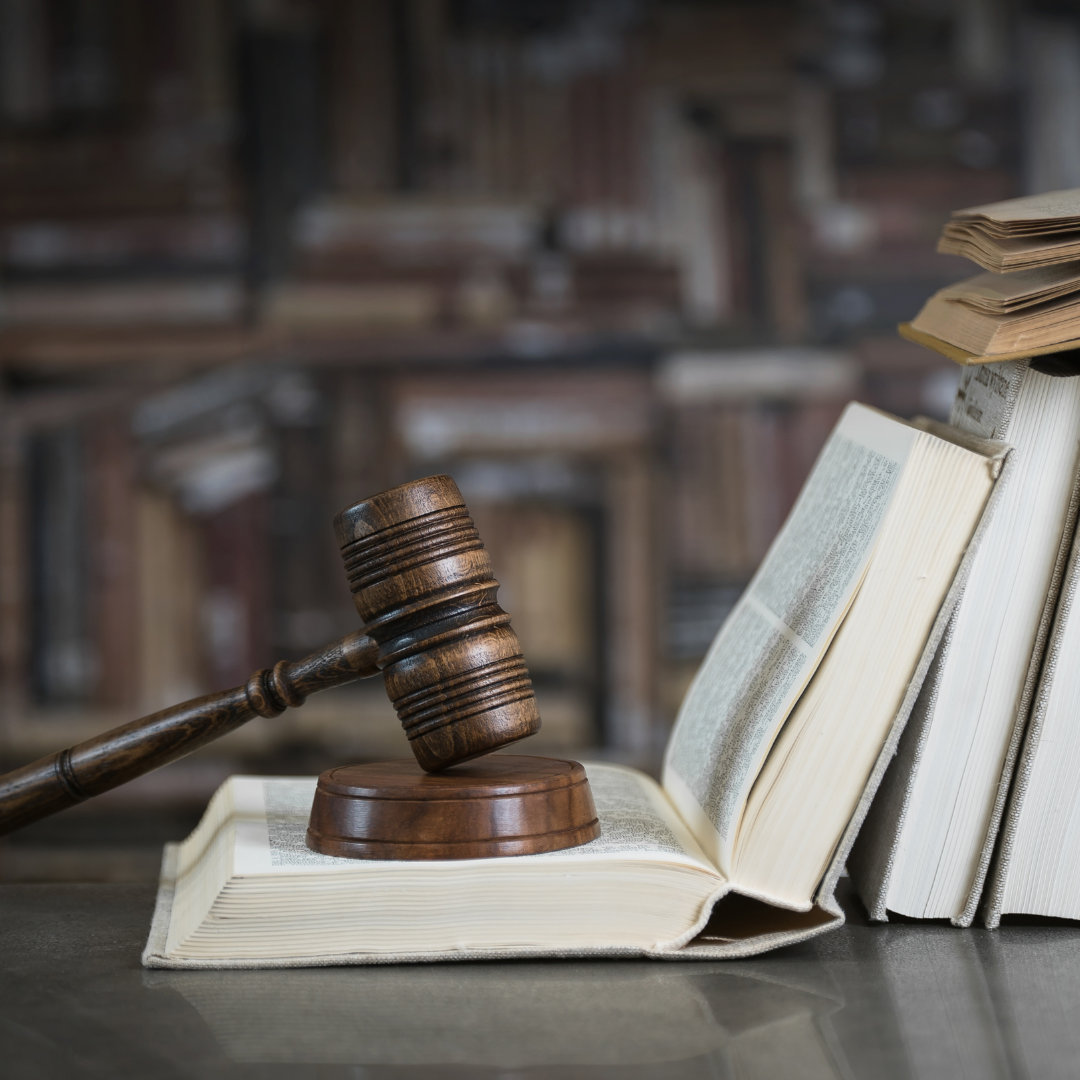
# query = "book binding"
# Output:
<box><xmin>851</xmin><ymin>419</ymin><xmax>1080</xmax><ymax>925</ymax></box>
<box><xmin>845</xmin><ymin>446</ymin><xmax>1020</xmax><ymax>926</ymax></box>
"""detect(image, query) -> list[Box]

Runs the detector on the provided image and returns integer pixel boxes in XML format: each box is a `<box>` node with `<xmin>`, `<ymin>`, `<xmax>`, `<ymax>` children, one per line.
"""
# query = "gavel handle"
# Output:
<box><xmin>0</xmin><ymin>630</ymin><xmax>380</xmax><ymax>837</ymax></box>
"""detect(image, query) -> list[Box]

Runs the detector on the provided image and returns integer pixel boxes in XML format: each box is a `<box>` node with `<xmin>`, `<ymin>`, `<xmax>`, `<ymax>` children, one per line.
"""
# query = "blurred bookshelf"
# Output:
<box><xmin>0</xmin><ymin>0</ymin><xmax>1046</xmax><ymax>880</ymax></box>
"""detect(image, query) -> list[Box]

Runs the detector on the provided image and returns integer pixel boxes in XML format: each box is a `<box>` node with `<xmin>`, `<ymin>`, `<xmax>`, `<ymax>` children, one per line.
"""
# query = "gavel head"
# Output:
<box><xmin>334</xmin><ymin>476</ymin><xmax>541</xmax><ymax>772</ymax></box>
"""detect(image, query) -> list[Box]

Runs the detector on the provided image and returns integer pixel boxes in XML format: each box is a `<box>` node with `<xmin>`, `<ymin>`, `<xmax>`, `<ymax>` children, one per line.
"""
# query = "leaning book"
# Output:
<box><xmin>850</xmin><ymin>360</ymin><xmax>1080</xmax><ymax>925</ymax></box>
<box><xmin>983</xmin><ymin>506</ymin><xmax>1080</xmax><ymax>925</ymax></box>
<box><xmin>144</xmin><ymin>404</ymin><xmax>1007</xmax><ymax>968</ymax></box>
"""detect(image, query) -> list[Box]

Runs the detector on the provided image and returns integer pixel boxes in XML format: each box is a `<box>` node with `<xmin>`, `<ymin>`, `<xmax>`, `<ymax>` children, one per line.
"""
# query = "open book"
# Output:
<box><xmin>144</xmin><ymin>404</ymin><xmax>1005</xmax><ymax>968</ymax></box>
<box><xmin>938</xmin><ymin>188</ymin><xmax>1080</xmax><ymax>272</ymax></box>
<box><xmin>934</xmin><ymin>265</ymin><xmax>1080</xmax><ymax>314</ymax></box>
<box><xmin>909</xmin><ymin>274</ymin><xmax>1080</xmax><ymax>360</ymax></box>
<box><xmin>851</xmin><ymin>361</ymin><xmax>1080</xmax><ymax>925</ymax></box>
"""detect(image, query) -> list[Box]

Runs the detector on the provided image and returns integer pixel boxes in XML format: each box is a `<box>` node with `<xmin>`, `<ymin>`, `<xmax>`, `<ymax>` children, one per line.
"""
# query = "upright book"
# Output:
<box><xmin>144</xmin><ymin>404</ymin><xmax>1005</xmax><ymax>967</ymax></box>
<box><xmin>850</xmin><ymin>361</ymin><xmax>1080</xmax><ymax>924</ymax></box>
<box><xmin>983</xmin><ymin>510</ymin><xmax>1080</xmax><ymax>925</ymax></box>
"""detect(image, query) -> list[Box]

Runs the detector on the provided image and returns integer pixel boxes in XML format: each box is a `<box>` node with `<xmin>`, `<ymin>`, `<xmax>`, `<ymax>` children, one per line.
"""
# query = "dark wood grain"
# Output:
<box><xmin>305</xmin><ymin>755</ymin><xmax>600</xmax><ymax>859</ymax></box>
<box><xmin>0</xmin><ymin>631</ymin><xmax>380</xmax><ymax>836</ymax></box>
<box><xmin>335</xmin><ymin>475</ymin><xmax>541</xmax><ymax>771</ymax></box>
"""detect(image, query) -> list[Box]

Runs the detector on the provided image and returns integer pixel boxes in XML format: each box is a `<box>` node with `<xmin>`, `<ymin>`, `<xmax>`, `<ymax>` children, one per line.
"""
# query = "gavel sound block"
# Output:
<box><xmin>306</xmin><ymin>475</ymin><xmax>599</xmax><ymax>858</ymax></box>
<box><xmin>0</xmin><ymin>475</ymin><xmax>599</xmax><ymax>860</ymax></box>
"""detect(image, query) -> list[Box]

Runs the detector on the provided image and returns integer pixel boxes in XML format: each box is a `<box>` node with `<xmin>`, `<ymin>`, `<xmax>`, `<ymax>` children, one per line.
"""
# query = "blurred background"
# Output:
<box><xmin>0</xmin><ymin>0</ymin><xmax>1067</xmax><ymax>880</ymax></box>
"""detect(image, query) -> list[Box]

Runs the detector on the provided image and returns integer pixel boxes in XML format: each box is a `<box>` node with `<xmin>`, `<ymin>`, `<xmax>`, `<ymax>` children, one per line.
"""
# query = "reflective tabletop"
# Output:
<box><xmin>2</xmin><ymin>881</ymin><xmax>1078</xmax><ymax>1078</ymax></box>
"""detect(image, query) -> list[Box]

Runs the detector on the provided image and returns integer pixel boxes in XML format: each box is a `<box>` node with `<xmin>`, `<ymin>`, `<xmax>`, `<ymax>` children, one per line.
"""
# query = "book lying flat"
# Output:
<box><xmin>983</xmin><ymin>506</ymin><xmax>1080</xmax><ymax>926</ymax></box>
<box><xmin>851</xmin><ymin>361</ymin><xmax>1080</xmax><ymax>925</ymax></box>
<box><xmin>939</xmin><ymin>189</ymin><xmax>1080</xmax><ymax>272</ymax></box>
<box><xmin>910</xmin><ymin>284</ymin><xmax>1080</xmax><ymax>359</ymax></box>
<box><xmin>144</xmin><ymin>404</ymin><xmax>1006</xmax><ymax>968</ymax></box>
<box><xmin>897</xmin><ymin>322</ymin><xmax>1080</xmax><ymax>367</ymax></box>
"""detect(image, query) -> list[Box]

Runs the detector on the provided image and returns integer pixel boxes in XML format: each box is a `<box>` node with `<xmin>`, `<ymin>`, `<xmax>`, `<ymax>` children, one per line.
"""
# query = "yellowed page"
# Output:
<box><xmin>937</xmin><ymin>265</ymin><xmax>1080</xmax><ymax>313</ymax></box>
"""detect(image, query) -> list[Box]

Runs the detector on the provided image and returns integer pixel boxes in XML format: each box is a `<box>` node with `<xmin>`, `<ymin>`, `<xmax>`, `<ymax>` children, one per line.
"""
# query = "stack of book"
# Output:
<box><xmin>852</xmin><ymin>187</ymin><xmax>1080</xmax><ymax>927</ymax></box>
<box><xmin>903</xmin><ymin>191</ymin><xmax>1080</xmax><ymax>361</ymax></box>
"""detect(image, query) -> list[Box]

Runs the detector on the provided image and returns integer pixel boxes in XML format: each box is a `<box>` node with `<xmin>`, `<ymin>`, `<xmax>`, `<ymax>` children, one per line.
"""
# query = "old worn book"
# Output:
<box><xmin>851</xmin><ymin>361</ymin><xmax>1080</xmax><ymax>925</ymax></box>
<box><xmin>938</xmin><ymin>265</ymin><xmax>1080</xmax><ymax>314</ymax></box>
<box><xmin>938</xmin><ymin>188</ymin><xmax>1080</xmax><ymax>272</ymax></box>
<box><xmin>909</xmin><ymin>284</ymin><xmax>1080</xmax><ymax>359</ymax></box>
<box><xmin>983</xmin><ymin>511</ymin><xmax>1080</xmax><ymax>926</ymax></box>
<box><xmin>144</xmin><ymin>404</ymin><xmax>1004</xmax><ymax>968</ymax></box>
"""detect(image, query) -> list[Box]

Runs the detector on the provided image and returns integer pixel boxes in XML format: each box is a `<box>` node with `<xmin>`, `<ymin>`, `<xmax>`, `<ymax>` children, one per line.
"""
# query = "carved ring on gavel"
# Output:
<box><xmin>0</xmin><ymin>475</ymin><xmax>600</xmax><ymax>860</ymax></box>
<box><xmin>335</xmin><ymin>475</ymin><xmax>540</xmax><ymax>771</ymax></box>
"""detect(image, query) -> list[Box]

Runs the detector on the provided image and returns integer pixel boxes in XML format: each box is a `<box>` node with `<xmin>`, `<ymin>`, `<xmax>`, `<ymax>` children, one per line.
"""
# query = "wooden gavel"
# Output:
<box><xmin>0</xmin><ymin>476</ymin><xmax>542</xmax><ymax>836</ymax></box>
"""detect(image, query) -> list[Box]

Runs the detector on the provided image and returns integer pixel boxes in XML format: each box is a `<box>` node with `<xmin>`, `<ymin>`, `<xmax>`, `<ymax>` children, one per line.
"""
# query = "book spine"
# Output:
<box><xmin>137</xmin><ymin>490</ymin><xmax>205</xmax><ymax>711</ymax></box>
<box><xmin>0</xmin><ymin>0</ymin><xmax>51</xmax><ymax>125</ymax></box>
<box><xmin>270</xmin><ymin>414</ymin><xmax>339</xmax><ymax>660</ymax></box>
<box><xmin>757</xmin><ymin>144</ymin><xmax>808</xmax><ymax>341</ymax></box>
<box><xmin>604</xmin><ymin>451</ymin><xmax>656</xmax><ymax>755</ymax></box>
<box><xmin>201</xmin><ymin>493</ymin><xmax>271</xmax><ymax>691</ymax></box>
<box><xmin>29</xmin><ymin>426</ymin><xmax>94</xmax><ymax>703</ymax></box>
<box><xmin>328</xmin><ymin>0</ymin><xmax>396</xmax><ymax>193</ymax></box>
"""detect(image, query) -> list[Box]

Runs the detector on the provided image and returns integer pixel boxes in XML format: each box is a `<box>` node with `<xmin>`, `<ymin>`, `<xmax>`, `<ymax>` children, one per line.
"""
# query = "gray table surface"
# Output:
<box><xmin>2</xmin><ymin>880</ymin><xmax>1079</xmax><ymax>1079</ymax></box>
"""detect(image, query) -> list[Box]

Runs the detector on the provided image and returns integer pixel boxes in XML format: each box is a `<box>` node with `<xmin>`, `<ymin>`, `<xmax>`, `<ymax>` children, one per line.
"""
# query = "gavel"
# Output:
<box><xmin>0</xmin><ymin>476</ymin><xmax>543</xmax><ymax>837</ymax></box>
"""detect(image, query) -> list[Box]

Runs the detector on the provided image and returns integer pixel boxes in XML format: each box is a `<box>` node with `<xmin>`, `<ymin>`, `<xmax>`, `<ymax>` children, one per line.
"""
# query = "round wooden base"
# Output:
<box><xmin>305</xmin><ymin>755</ymin><xmax>600</xmax><ymax>860</ymax></box>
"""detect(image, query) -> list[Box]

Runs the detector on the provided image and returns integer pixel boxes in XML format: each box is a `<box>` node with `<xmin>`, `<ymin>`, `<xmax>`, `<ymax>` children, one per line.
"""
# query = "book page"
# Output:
<box><xmin>938</xmin><ymin>267</ymin><xmax>1080</xmax><ymax>312</ymax></box>
<box><xmin>937</xmin><ymin>228</ymin><xmax>1080</xmax><ymax>273</ymax></box>
<box><xmin>662</xmin><ymin>404</ymin><xmax>916</xmax><ymax>875</ymax></box>
<box><xmin>224</xmin><ymin>765</ymin><xmax>719</xmax><ymax>877</ymax></box>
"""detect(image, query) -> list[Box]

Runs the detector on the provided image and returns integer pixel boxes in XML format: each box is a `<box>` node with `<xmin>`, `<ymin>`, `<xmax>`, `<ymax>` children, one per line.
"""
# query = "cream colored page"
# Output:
<box><xmin>732</xmin><ymin>437</ymin><xmax>994</xmax><ymax>906</ymax></box>
<box><xmin>662</xmin><ymin>403</ymin><xmax>916</xmax><ymax>876</ymax></box>
<box><xmin>223</xmin><ymin>766</ymin><xmax>719</xmax><ymax>877</ymax></box>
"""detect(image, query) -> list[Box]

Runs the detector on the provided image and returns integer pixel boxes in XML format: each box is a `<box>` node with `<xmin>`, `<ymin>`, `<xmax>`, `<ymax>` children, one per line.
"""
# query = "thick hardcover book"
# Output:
<box><xmin>982</xmin><ymin>509</ymin><xmax>1080</xmax><ymax>925</ymax></box>
<box><xmin>144</xmin><ymin>404</ymin><xmax>1006</xmax><ymax>967</ymax></box>
<box><xmin>850</xmin><ymin>361</ymin><xmax>1080</xmax><ymax>925</ymax></box>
